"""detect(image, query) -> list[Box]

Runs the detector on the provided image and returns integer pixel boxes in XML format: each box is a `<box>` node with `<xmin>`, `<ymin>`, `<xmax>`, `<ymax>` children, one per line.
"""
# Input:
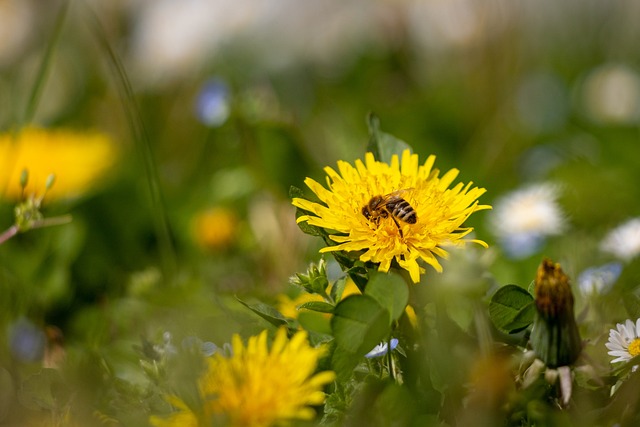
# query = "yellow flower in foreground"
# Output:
<box><xmin>292</xmin><ymin>149</ymin><xmax>491</xmax><ymax>283</ymax></box>
<box><xmin>150</xmin><ymin>328</ymin><xmax>335</xmax><ymax>427</ymax></box>
<box><xmin>0</xmin><ymin>127</ymin><xmax>117</xmax><ymax>200</ymax></box>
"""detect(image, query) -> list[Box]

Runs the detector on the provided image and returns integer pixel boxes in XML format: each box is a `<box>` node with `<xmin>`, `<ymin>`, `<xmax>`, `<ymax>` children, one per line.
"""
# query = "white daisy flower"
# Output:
<box><xmin>600</xmin><ymin>218</ymin><xmax>640</xmax><ymax>262</ymax></box>
<box><xmin>489</xmin><ymin>183</ymin><xmax>565</xmax><ymax>259</ymax></box>
<box><xmin>606</xmin><ymin>319</ymin><xmax>640</xmax><ymax>365</ymax></box>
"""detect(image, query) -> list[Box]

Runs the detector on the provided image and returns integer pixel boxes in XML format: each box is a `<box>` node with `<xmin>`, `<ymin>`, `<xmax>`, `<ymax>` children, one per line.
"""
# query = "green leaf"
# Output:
<box><xmin>289</xmin><ymin>185</ymin><xmax>305</xmax><ymax>199</ymax></box>
<box><xmin>366</xmin><ymin>113</ymin><xmax>412</xmax><ymax>163</ymax></box>
<box><xmin>331</xmin><ymin>295</ymin><xmax>390</xmax><ymax>355</ymax></box>
<box><xmin>624</xmin><ymin>293</ymin><xmax>640</xmax><ymax>319</ymax></box>
<box><xmin>294</xmin><ymin>208</ymin><xmax>325</xmax><ymax>237</ymax></box>
<box><xmin>489</xmin><ymin>284</ymin><xmax>535</xmax><ymax>334</ymax></box>
<box><xmin>330</xmin><ymin>276</ymin><xmax>348</xmax><ymax>302</ymax></box>
<box><xmin>527</xmin><ymin>280</ymin><xmax>536</xmax><ymax>296</ymax></box>
<box><xmin>345</xmin><ymin>265</ymin><xmax>368</xmax><ymax>291</ymax></box>
<box><xmin>364</xmin><ymin>271</ymin><xmax>409</xmax><ymax>322</ymax></box>
<box><xmin>298</xmin><ymin>311</ymin><xmax>332</xmax><ymax>335</ymax></box>
<box><xmin>331</xmin><ymin>345</ymin><xmax>360</xmax><ymax>382</ymax></box>
<box><xmin>298</xmin><ymin>301</ymin><xmax>335</xmax><ymax>314</ymax></box>
<box><xmin>235</xmin><ymin>297</ymin><xmax>289</xmax><ymax>327</ymax></box>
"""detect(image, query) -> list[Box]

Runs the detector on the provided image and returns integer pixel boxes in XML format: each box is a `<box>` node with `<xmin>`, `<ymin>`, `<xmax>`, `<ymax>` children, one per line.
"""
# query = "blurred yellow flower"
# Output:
<box><xmin>277</xmin><ymin>277</ymin><xmax>361</xmax><ymax>320</ymax></box>
<box><xmin>277</xmin><ymin>292</ymin><xmax>324</xmax><ymax>319</ymax></box>
<box><xmin>293</xmin><ymin>149</ymin><xmax>491</xmax><ymax>283</ymax></box>
<box><xmin>150</xmin><ymin>328</ymin><xmax>335</xmax><ymax>427</ymax></box>
<box><xmin>0</xmin><ymin>127</ymin><xmax>117</xmax><ymax>200</ymax></box>
<box><xmin>191</xmin><ymin>207</ymin><xmax>238</xmax><ymax>250</ymax></box>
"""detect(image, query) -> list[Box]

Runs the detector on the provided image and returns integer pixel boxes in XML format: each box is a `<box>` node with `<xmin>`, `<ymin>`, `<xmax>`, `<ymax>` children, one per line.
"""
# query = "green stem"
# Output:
<box><xmin>22</xmin><ymin>0</ymin><xmax>70</xmax><ymax>125</ymax></box>
<box><xmin>81</xmin><ymin>4</ymin><xmax>177</xmax><ymax>282</ymax></box>
<box><xmin>32</xmin><ymin>215</ymin><xmax>73</xmax><ymax>229</ymax></box>
<box><xmin>387</xmin><ymin>337</ymin><xmax>396</xmax><ymax>382</ymax></box>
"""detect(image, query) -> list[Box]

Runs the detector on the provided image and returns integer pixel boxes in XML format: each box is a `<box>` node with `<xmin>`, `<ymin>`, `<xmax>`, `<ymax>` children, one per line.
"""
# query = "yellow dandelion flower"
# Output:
<box><xmin>292</xmin><ymin>149</ymin><xmax>491</xmax><ymax>283</ymax></box>
<box><xmin>191</xmin><ymin>207</ymin><xmax>238</xmax><ymax>250</ymax></box>
<box><xmin>150</xmin><ymin>328</ymin><xmax>335</xmax><ymax>427</ymax></box>
<box><xmin>0</xmin><ymin>127</ymin><xmax>117</xmax><ymax>200</ymax></box>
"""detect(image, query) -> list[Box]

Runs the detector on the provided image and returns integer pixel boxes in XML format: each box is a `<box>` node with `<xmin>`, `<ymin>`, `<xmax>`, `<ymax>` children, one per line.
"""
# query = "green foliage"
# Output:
<box><xmin>235</xmin><ymin>297</ymin><xmax>290</xmax><ymax>328</ymax></box>
<box><xmin>366</xmin><ymin>114</ymin><xmax>413</xmax><ymax>162</ymax></box>
<box><xmin>298</xmin><ymin>301</ymin><xmax>335</xmax><ymax>314</ymax></box>
<box><xmin>489</xmin><ymin>284</ymin><xmax>535</xmax><ymax>334</ymax></box>
<box><xmin>332</xmin><ymin>295</ymin><xmax>390</xmax><ymax>355</ymax></box>
<box><xmin>364</xmin><ymin>271</ymin><xmax>409</xmax><ymax>322</ymax></box>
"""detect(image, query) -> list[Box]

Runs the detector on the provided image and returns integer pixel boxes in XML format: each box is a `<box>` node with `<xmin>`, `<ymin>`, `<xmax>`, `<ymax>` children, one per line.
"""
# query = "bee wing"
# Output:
<box><xmin>383</xmin><ymin>188</ymin><xmax>414</xmax><ymax>202</ymax></box>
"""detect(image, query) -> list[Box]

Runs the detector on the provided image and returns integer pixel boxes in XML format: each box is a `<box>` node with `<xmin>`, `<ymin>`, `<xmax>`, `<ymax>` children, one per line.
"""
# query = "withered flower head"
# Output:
<box><xmin>531</xmin><ymin>258</ymin><xmax>582</xmax><ymax>368</ymax></box>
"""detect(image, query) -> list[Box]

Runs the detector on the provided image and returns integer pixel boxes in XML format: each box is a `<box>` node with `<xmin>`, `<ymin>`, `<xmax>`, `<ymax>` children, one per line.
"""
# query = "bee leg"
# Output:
<box><xmin>391</xmin><ymin>216</ymin><xmax>404</xmax><ymax>238</ymax></box>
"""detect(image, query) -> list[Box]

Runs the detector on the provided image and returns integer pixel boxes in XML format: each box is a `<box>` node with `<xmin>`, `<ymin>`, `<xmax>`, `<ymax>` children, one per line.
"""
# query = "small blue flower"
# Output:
<box><xmin>201</xmin><ymin>341</ymin><xmax>218</xmax><ymax>357</ymax></box>
<box><xmin>578</xmin><ymin>262</ymin><xmax>623</xmax><ymax>295</ymax></box>
<box><xmin>195</xmin><ymin>78</ymin><xmax>230</xmax><ymax>127</ymax></box>
<box><xmin>8</xmin><ymin>318</ymin><xmax>46</xmax><ymax>363</ymax></box>
<box><xmin>182</xmin><ymin>336</ymin><xmax>220</xmax><ymax>357</ymax></box>
<box><xmin>365</xmin><ymin>338</ymin><xmax>399</xmax><ymax>359</ymax></box>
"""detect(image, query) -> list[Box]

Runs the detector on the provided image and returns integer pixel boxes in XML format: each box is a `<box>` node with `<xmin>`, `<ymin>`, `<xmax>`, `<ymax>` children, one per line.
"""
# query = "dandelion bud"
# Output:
<box><xmin>530</xmin><ymin>258</ymin><xmax>582</xmax><ymax>368</ymax></box>
<box><xmin>290</xmin><ymin>259</ymin><xmax>329</xmax><ymax>295</ymax></box>
<box><xmin>19</xmin><ymin>169</ymin><xmax>29</xmax><ymax>189</ymax></box>
<box><xmin>45</xmin><ymin>174</ymin><xmax>56</xmax><ymax>191</ymax></box>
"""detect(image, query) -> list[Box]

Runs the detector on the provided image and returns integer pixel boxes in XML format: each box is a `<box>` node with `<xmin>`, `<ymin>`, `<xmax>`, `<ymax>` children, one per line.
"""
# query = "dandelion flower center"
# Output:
<box><xmin>629</xmin><ymin>338</ymin><xmax>640</xmax><ymax>357</ymax></box>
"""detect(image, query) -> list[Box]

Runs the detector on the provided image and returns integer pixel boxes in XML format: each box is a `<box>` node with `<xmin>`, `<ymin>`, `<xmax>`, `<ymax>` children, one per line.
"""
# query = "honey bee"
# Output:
<box><xmin>362</xmin><ymin>189</ymin><xmax>417</xmax><ymax>237</ymax></box>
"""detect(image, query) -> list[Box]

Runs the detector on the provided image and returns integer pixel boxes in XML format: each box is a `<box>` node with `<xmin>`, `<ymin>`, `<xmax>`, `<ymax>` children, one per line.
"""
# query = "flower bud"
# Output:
<box><xmin>290</xmin><ymin>259</ymin><xmax>329</xmax><ymax>296</ymax></box>
<box><xmin>530</xmin><ymin>258</ymin><xmax>582</xmax><ymax>367</ymax></box>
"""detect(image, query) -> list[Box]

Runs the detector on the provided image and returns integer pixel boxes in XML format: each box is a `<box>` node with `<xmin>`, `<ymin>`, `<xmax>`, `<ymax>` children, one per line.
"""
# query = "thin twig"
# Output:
<box><xmin>0</xmin><ymin>225</ymin><xmax>19</xmax><ymax>245</ymax></box>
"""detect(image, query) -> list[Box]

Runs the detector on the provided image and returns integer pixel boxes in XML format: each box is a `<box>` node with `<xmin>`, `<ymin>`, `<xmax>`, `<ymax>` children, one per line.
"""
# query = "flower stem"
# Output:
<box><xmin>32</xmin><ymin>215</ymin><xmax>73</xmax><ymax>229</ymax></box>
<box><xmin>387</xmin><ymin>338</ymin><xmax>397</xmax><ymax>382</ymax></box>
<box><xmin>0</xmin><ymin>225</ymin><xmax>19</xmax><ymax>245</ymax></box>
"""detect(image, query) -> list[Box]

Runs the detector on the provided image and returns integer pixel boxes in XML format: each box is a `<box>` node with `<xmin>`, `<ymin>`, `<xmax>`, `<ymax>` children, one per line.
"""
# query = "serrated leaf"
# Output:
<box><xmin>366</xmin><ymin>113</ymin><xmax>412</xmax><ymax>163</ymax></box>
<box><xmin>365</xmin><ymin>271</ymin><xmax>409</xmax><ymax>322</ymax></box>
<box><xmin>236</xmin><ymin>297</ymin><xmax>289</xmax><ymax>327</ymax></box>
<box><xmin>294</xmin><ymin>208</ymin><xmax>325</xmax><ymax>237</ymax></box>
<box><xmin>331</xmin><ymin>295</ymin><xmax>390</xmax><ymax>355</ymax></box>
<box><xmin>289</xmin><ymin>185</ymin><xmax>305</xmax><ymax>199</ymax></box>
<box><xmin>298</xmin><ymin>301</ymin><xmax>335</xmax><ymax>314</ymax></box>
<box><xmin>489</xmin><ymin>284</ymin><xmax>535</xmax><ymax>334</ymax></box>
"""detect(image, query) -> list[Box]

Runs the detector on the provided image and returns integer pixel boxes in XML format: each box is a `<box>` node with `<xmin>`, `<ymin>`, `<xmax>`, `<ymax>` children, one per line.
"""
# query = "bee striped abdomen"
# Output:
<box><xmin>362</xmin><ymin>190</ymin><xmax>417</xmax><ymax>238</ymax></box>
<box><xmin>388</xmin><ymin>198</ymin><xmax>417</xmax><ymax>224</ymax></box>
